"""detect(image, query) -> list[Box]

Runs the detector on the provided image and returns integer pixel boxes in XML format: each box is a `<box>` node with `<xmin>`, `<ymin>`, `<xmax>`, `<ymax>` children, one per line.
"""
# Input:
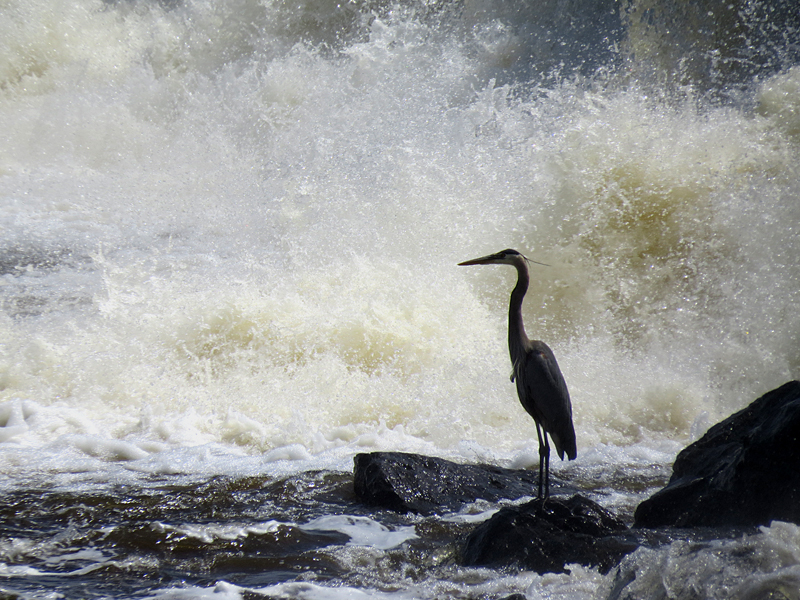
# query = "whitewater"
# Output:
<box><xmin>1</xmin><ymin>0</ymin><xmax>799</xmax><ymax>597</ymax></box>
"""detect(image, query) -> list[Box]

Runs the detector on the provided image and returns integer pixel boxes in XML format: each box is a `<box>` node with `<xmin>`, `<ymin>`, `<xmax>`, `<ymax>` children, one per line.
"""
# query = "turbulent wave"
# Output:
<box><xmin>0</xmin><ymin>0</ymin><xmax>795</xmax><ymax>517</ymax></box>
<box><xmin>1</xmin><ymin>0</ymin><xmax>799</xmax><ymax>469</ymax></box>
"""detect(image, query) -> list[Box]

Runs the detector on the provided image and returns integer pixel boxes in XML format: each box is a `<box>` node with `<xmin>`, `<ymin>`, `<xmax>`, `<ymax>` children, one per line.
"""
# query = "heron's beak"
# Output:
<box><xmin>458</xmin><ymin>252</ymin><xmax>504</xmax><ymax>266</ymax></box>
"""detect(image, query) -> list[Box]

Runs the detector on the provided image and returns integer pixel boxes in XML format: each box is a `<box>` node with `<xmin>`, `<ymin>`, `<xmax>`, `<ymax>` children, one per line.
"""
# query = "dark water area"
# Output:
<box><xmin>1</xmin><ymin>463</ymin><xmax>761</xmax><ymax>599</ymax></box>
<box><xmin>3</xmin><ymin>472</ymin><xmax>353</xmax><ymax>597</ymax></box>
<box><xmin>0</xmin><ymin>470</ymin><xmax>480</xmax><ymax>598</ymax></box>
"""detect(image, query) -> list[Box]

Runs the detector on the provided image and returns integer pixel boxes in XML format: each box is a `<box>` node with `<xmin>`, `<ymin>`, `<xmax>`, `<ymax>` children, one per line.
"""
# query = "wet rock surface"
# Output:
<box><xmin>635</xmin><ymin>380</ymin><xmax>800</xmax><ymax>528</ymax></box>
<box><xmin>354</xmin><ymin>452</ymin><xmax>639</xmax><ymax>574</ymax></box>
<box><xmin>461</xmin><ymin>494</ymin><xmax>636</xmax><ymax>574</ymax></box>
<box><xmin>353</xmin><ymin>451</ymin><xmax>571</xmax><ymax>514</ymax></box>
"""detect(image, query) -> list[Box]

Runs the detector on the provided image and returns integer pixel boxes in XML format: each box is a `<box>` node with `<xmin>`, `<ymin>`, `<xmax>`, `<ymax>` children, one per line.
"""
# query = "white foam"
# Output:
<box><xmin>151</xmin><ymin>521</ymin><xmax>283</xmax><ymax>545</ymax></box>
<box><xmin>757</xmin><ymin>65</ymin><xmax>800</xmax><ymax>141</ymax></box>
<box><xmin>300</xmin><ymin>515</ymin><xmax>418</xmax><ymax>550</ymax></box>
<box><xmin>0</xmin><ymin>0</ymin><xmax>798</xmax><ymax>492</ymax></box>
<box><xmin>601</xmin><ymin>521</ymin><xmax>800</xmax><ymax>599</ymax></box>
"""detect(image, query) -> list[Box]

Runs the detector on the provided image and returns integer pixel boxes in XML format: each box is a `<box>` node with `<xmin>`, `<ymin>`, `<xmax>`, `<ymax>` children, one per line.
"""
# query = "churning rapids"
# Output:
<box><xmin>1</xmin><ymin>0</ymin><xmax>799</xmax><ymax>598</ymax></box>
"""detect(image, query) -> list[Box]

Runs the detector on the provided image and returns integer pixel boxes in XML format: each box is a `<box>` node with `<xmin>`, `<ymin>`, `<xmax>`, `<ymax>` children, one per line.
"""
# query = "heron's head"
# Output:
<box><xmin>459</xmin><ymin>248</ymin><xmax>547</xmax><ymax>268</ymax></box>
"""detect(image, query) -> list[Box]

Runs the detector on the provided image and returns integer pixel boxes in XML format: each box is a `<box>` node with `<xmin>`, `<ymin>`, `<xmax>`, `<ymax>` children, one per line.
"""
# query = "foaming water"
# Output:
<box><xmin>1</xmin><ymin>0</ymin><xmax>799</xmax><ymax>476</ymax></box>
<box><xmin>602</xmin><ymin>521</ymin><xmax>800</xmax><ymax>599</ymax></box>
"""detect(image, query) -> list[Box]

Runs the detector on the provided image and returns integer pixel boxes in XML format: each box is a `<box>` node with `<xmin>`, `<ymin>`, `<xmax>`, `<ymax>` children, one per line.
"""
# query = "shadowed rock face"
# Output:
<box><xmin>461</xmin><ymin>495</ymin><xmax>634</xmax><ymax>574</ymax></box>
<box><xmin>635</xmin><ymin>380</ymin><xmax>800</xmax><ymax>528</ymax></box>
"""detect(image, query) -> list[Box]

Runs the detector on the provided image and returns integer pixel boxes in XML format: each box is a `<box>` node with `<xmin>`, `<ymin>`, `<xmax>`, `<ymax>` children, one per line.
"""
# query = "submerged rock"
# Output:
<box><xmin>635</xmin><ymin>380</ymin><xmax>800</xmax><ymax>528</ymax></box>
<box><xmin>461</xmin><ymin>495</ymin><xmax>634</xmax><ymax>574</ymax></box>
<box><xmin>353</xmin><ymin>452</ymin><xmax>570</xmax><ymax>514</ymax></box>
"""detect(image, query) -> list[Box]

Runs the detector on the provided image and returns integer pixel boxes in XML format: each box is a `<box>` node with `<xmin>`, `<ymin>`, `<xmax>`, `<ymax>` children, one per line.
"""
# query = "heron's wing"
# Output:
<box><xmin>516</xmin><ymin>340</ymin><xmax>577</xmax><ymax>460</ymax></box>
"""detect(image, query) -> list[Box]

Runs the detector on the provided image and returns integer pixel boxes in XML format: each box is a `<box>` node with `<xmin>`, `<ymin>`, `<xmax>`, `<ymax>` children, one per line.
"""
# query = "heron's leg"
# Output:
<box><xmin>542</xmin><ymin>433</ymin><xmax>551</xmax><ymax>499</ymax></box>
<box><xmin>535</xmin><ymin>422</ymin><xmax>546</xmax><ymax>499</ymax></box>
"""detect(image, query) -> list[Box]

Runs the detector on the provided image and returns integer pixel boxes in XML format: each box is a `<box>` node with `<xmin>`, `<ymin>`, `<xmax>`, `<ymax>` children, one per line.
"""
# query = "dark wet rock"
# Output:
<box><xmin>461</xmin><ymin>495</ymin><xmax>634</xmax><ymax>574</ymax></box>
<box><xmin>353</xmin><ymin>452</ymin><xmax>572</xmax><ymax>515</ymax></box>
<box><xmin>635</xmin><ymin>380</ymin><xmax>800</xmax><ymax>528</ymax></box>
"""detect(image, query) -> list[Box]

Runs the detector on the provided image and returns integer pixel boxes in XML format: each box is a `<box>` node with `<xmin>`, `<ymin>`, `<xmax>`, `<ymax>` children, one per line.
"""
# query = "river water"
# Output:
<box><xmin>1</xmin><ymin>0</ymin><xmax>799</xmax><ymax>598</ymax></box>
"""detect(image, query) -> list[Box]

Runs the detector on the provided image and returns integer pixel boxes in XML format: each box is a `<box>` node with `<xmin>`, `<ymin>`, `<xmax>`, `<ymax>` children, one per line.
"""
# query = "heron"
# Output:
<box><xmin>459</xmin><ymin>248</ymin><xmax>577</xmax><ymax>499</ymax></box>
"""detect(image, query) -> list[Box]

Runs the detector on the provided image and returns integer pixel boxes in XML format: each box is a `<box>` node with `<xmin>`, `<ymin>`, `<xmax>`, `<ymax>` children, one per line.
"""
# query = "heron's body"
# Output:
<box><xmin>459</xmin><ymin>248</ymin><xmax>576</xmax><ymax>498</ymax></box>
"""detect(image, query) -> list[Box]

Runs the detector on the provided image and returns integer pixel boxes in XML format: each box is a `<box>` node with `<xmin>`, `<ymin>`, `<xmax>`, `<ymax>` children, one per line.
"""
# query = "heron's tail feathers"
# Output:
<box><xmin>552</xmin><ymin>428</ymin><xmax>578</xmax><ymax>461</ymax></box>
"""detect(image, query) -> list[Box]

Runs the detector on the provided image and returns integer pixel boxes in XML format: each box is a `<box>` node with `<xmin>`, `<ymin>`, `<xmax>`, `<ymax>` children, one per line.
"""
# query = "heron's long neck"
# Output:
<box><xmin>508</xmin><ymin>262</ymin><xmax>530</xmax><ymax>366</ymax></box>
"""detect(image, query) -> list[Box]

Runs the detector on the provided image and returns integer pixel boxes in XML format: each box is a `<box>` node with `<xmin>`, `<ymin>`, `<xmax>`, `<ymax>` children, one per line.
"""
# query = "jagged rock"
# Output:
<box><xmin>635</xmin><ymin>380</ymin><xmax>800</xmax><ymax>528</ymax></box>
<box><xmin>353</xmin><ymin>452</ymin><xmax>571</xmax><ymax>514</ymax></box>
<box><xmin>461</xmin><ymin>495</ymin><xmax>634</xmax><ymax>574</ymax></box>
